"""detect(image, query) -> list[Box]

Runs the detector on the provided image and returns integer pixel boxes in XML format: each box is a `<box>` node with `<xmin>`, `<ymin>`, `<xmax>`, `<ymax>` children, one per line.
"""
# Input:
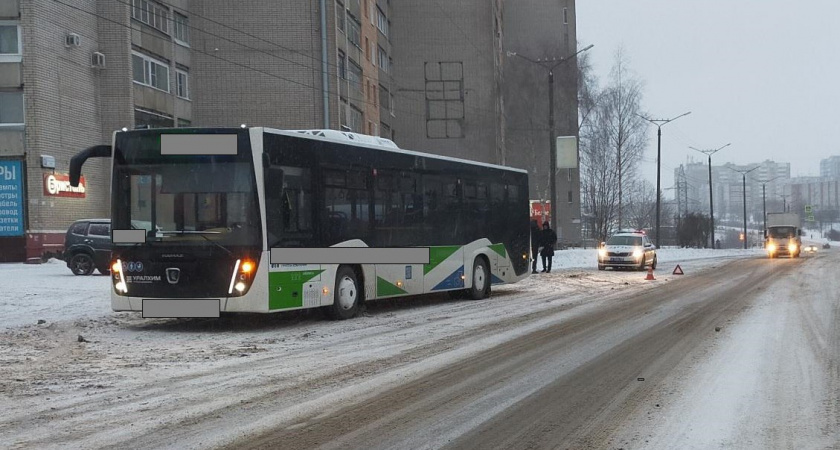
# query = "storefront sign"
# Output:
<box><xmin>0</xmin><ymin>161</ymin><xmax>24</xmax><ymax>236</ymax></box>
<box><xmin>44</xmin><ymin>173</ymin><xmax>86</xmax><ymax>198</ymax></box>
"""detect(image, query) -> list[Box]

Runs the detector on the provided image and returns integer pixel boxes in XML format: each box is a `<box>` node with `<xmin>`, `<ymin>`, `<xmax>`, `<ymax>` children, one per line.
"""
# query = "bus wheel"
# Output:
<box><xmin>468</xmin><ymin>257</ymin><xmax>490</xmax><ymax>300</ymax></box>
<box><xmin>326</xmin><ymin>266</ymin><xmax>360</xmax><ymax>320</ymax></box>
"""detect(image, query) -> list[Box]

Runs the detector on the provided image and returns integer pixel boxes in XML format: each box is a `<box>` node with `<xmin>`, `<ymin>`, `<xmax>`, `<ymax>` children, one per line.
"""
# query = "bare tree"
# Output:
<box><xmin>624</xmin><ymin>179</ymin><xmax>657</xmax><ymax>230</ymax></box>
<box><xmin>579</xmin><ymin>48</ymin><xmax>648</xmax><ymax>242</ymax></box>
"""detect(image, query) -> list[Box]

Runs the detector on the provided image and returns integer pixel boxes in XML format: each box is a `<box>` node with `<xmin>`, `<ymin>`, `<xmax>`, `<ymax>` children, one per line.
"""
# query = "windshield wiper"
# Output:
<box><xmin>158</xmin><ymin>230</ymin><xmax>222</xmax><ymax>234</ymax></box>
<box><xmin>157</xmin><ymin>230</ymin><xmax>235</xmax><ymax>257</ymax></box>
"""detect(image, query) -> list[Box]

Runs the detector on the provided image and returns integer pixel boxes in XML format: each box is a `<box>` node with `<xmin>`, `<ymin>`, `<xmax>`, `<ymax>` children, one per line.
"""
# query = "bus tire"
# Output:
<box><xmin>468</xmin><ymin>257</ymin><xmax>490</xmax><ymax>300</ymax></box>
<box><xmin>326</xmin><ymin>266</ymin><xmax>360</xmax><ymax>320</ymax></box>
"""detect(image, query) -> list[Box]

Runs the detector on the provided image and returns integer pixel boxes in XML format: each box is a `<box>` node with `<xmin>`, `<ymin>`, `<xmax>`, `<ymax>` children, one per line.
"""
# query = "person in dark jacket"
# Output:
<box><xmin>530</xmin><ymin>220</ymin><xmax>540</xmax><ymax>274</ymax></box>
<box><xmin>539</xmin><ymin>222</ymin><xmax>557</xmax><ymax>273</ymax></box>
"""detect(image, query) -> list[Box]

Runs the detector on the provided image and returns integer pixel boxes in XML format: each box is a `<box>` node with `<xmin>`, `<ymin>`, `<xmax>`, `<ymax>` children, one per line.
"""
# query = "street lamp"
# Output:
<box><xmin>638</xmin><ymin>111</ymin><xmax>692</xmax><ymax>249</ymax></box>
<box><xmin>729</xmin><ymin>165</ymin><xmax>760</xmax><ymax>249</ymax></box>
<box><xmin>751</xmin><ymin>175</ymin><xmax>784</xmax><ymax>237</ymax></box>
<box><xmin>779</xmin><ymin>193</ymin><xmax>790</xmax><ymax>212</ymax></box>
<box><xmin>690</xmin><ymin>143</ymin><xmax>730</xmax><ymax>248</ymax></box>
<box><xmin>507</xmin><ymin>44</ymin><xmax>594</xmax><ymax>244</ymax></box>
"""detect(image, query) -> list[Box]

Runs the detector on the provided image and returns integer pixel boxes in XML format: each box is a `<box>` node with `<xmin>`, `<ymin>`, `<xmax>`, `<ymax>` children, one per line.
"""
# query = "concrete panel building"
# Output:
<box><xmin>390</xmin><ymin>0</ymin><xmax>581</xmax><ymax>244</ymax></box>
<box><xmin>0</xmin><ymin>0</ymin><xmax>195</xmax><ymax>261</ymax></box>
<box><xmin>0</xmin><ymin>0</ymin><xmax>579</xmax><ymax>261</ymax></box>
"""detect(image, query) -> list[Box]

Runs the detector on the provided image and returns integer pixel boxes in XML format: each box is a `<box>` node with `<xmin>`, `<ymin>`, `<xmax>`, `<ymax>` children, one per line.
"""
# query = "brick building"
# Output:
<box><xmin>0</xmin><ymin>0</ymin><xmax>579</xmax><ymax>261</ymax></box>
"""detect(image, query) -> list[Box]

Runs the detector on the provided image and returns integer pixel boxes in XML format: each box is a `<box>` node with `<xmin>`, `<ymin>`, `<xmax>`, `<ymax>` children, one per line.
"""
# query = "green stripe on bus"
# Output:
<box><xmin>268</xmin><ymin>270</ymin><xmax>325</xmax><ymax>310</ymax></box>
<box><xmin>424</xmin><ymin>245</ymin><xmax>461</xmax><ymax>274</ymax></box>
<box><xmin>489</xmin><ymin>243</ymin><xmax>507</xmax><ymax>257</ymax></box>
<box><xmin>377</xmin><ymin>276</ymin><xmax>408</xmax><ymax>297</ymax></box>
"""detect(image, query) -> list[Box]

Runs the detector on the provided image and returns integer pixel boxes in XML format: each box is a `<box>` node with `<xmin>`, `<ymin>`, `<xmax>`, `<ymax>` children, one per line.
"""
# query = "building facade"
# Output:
<box><xmin>0</xmin><ymin>0</ymin><xmax>580</xmax><ymax>261</ymax></box>
<box><xmin>391</xmin><ymin>0</ymin><xmax>581</xmax><ymax>244</ymax></box>
<box><xmin>674</xmin><ymin>160</ymin><xmax>791</xmax><ymax>228</ymax></box>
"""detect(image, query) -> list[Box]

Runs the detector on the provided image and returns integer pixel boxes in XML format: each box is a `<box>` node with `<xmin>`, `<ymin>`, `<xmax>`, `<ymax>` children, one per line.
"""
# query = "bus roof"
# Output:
<box><xmin>114</xmin><ymin>127</ymin><xmax>528</xmax><ymax>175</ymax></box>
<box><xmin>261</xmin><ymin>127</ymin><xmax>528</xmax><ymax>174</ymax></box>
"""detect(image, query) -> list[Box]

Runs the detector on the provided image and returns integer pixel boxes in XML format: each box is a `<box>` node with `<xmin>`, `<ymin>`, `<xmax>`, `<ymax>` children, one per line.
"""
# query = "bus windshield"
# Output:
<box><xmin>112</xmin><ymin>133</ymin><xmax>261</xmax><ymax>248</ymax></box>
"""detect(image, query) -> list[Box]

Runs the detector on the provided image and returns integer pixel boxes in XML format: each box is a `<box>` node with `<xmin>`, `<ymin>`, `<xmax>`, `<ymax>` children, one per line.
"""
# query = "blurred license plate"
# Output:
<box><xmin>610</xmin><ymin>257</ymin><xmax>622</xmax><ymax>262</ymax></box>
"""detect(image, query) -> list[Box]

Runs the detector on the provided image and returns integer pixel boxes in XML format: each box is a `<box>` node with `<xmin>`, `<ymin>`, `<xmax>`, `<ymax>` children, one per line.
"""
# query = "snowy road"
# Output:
<box><xmin>0</xmin><ymin>247</ymin><xmax>837</xmax><ymax>449</ymax></box>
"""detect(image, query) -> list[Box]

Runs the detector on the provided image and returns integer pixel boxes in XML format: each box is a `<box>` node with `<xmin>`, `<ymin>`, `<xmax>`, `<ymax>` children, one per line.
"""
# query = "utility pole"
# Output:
<box><xmin>729</xmin><ymin>165</ymin><xmax>760</xmax><ymax>249</ymax></box>
<box><xmin>507</xmin><ymin>45</ymin><xmax>594</xmax><ymax>245</ymax></box>
<box><xmin>690</xmin><ymin>143</ymin><xmax>730</xmax><ymax>248</ymax></box>
<box><xmin>638</xmin><ymin>112</ymin><xmax>692</xmax><ymax>248</ymax></box>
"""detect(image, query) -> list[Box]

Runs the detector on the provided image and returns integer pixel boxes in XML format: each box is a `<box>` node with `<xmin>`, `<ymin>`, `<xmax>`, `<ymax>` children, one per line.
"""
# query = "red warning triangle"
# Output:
<box><xmin>672</xmin><ymin>265</ymin><xmax>684</xmax><ymax>275</ymax></box>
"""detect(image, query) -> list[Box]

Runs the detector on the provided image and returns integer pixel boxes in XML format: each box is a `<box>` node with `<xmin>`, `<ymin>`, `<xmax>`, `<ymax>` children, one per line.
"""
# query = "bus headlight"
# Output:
<box><xmin>229</xmin><ymin>258</ymin><xmax>257</xmax><ymax>296</ymax></box>
<box><xmin>112</xmin><ymin>259</ymin><xmax>128</xmax><ymax>295</ymax></box>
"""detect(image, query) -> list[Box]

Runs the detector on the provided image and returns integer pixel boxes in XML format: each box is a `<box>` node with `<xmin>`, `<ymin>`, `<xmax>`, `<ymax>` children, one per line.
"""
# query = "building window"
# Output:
<box><xmin>380</xmin><ymin>122</ymin><xmax>391</xmax><ymax>140</ymax></box>
<box><xmin>132</xmin><ymin>51</ymin><xmax>170</xmax><ymax>92</ymax></box>
<box><xmin>0</xmin><ymin>92</ymin><xmax>24</xmax><ymax>126</ymax></box>
<box><xmin>424</xmin><ymin>61</ymin><xmax>465</xmax><ymax>139</ymax></box>
<box><xmin>389</xmin><ymin>92</ymin><xmax>395</xmax><ymax>117</ymax></box>
<box><xmin>378</xmin><ymin>46</ymin><xmax>389</xmax><ymax>73</ymax></box>
<box><xmin>339</xmin><ymin>98</ymin><xmax>349</xmax><ymax>130</ymax></box>
<box><xmin>0</xmin><ymin>22</ymin><xmax>21</xmax><ymax>62</ymax></box>
<box><xmin>134</xmin><ymin>108</ymin><xmax>174</xmax><ymax>128</ymax></box>
<box><xmin>379</xmin><ymin>84</ymin><xmax>389</xmax><ymax>109</ymax></box>
<box><xmin>568</xmin><ymin>190</ymin><xmax>573</xmax><ymax>203</ymax></box>
<box><xmin>365</xmin><ymin>37</ymin><xmax>370</xmax><ymax>61</ymax></box>
<box><xmin>337</xmin><ymin>50</ymin><xmax>346</xmax><ymax>79</ymax></box>
<box><xmin>131</xmin><ymin>0</ymin><xmax>169</xmax><ymax>34</ymax></box>
<box><xmin>348</xmin><ymin>105</ymin><xmax>362</xmax><ymax>133</ymax></box>
<box><xmin>563</xmin><ymin>7</ymin><xmax>568</xmax><ymax>24</ymax></box>
<box><xmin>177</xmin><ymin>118</ymin><xmax>192</xmax><ymax>127</ymax></box>
<box><xmin>347</xmin><ymin>17</ymin><xmax>360</xmax><ymax>48</ymax></box>
<box><xmin>347</xmin><ymin>59</ymin><xmax>362</xmax><ymax>91</ymax></box>
<box><xmin>336</xmin><ymin>1</ymin><xmax>345</xmax><ymax>33</ymax></box>
<box><xmin>176</xmin><ymin>70</ymin><xmax>189</xmax><ymax>99</ymax></box>
<box><xmin>376</xmin><ymin>7</ymin><xmax>389</xmax><ymax>37</ymax></box>
<box><xmin>173</xmin><ymin>12</ymin><xmax>189</xmax><ymax>45</ymax></box>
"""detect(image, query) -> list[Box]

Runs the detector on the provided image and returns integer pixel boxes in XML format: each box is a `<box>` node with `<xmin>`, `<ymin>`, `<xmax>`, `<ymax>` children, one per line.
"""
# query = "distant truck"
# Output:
<box><xmin>765</xmin><ymin>212</ymin><xmax>802</xmax><ymax>258</ymax></box>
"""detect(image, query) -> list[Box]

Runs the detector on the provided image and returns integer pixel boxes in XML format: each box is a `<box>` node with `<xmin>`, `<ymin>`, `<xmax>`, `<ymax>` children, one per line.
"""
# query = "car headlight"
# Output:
<box><xmin>598</xmin><ymin>248</ymin><xmax>607</xmax><ymax>259</ymax></box>
<box><xmin>632</xmin><ymin>248</ymin><xmax>643</xmax><ymax>258</ymax></box>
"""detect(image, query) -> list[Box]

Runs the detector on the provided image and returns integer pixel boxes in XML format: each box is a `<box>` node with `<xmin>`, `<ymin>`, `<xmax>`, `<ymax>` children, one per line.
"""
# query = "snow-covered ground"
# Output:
<box><xmin>0</xmin><ymin>240</ymin><xmax>835</xmax><ymax>449</ymax></box>
<box><xmin>0</xmin><ymin>246</ymin><xmax>772</xmax><ymax>329</ymax></box>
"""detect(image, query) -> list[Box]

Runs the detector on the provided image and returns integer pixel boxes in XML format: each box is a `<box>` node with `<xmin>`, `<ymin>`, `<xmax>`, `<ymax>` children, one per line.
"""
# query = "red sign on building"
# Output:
<box><xmin>530</xmin><ymin>200</ymin><xmax>551</xmax><ymax>225</ymax></box>
<box><xmin>43</xmin><ymin>173</ymin><xmax>86</xmax><ymax>198</ymax></box>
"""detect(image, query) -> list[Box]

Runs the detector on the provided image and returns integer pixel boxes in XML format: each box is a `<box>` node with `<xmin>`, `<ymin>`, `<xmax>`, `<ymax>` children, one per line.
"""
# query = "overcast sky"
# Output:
<box><xmin>576</xmin><ymin>1</ymin><xmax>840</xmax><ymax>194</ymax></box>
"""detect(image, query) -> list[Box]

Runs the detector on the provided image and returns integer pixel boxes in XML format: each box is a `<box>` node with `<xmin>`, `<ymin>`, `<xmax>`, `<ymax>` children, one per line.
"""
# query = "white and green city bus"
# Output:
<box><xmin>69</xmin><ymin>127</ymin><xmax>530</xmax><ymax>319</ymax></box>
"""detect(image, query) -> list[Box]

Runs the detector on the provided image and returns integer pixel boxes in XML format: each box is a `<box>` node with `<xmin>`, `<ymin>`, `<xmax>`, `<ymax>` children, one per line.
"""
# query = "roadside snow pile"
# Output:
<box><xmin>0</xmin><ymin>248</ymin><xmax>765</xmax><ymax>330</ymax></box>
<box><xmin>549</xmin><ymin>247</ymin><xmax>764</xmax><ymax>270</ymax></box>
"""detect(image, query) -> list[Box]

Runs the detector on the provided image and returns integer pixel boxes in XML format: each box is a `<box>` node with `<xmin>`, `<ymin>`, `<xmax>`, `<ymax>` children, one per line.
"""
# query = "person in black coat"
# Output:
<box><xmin>530</xmin><ymin>220</ymin><xmax>540</xmax><ymax>274</ymax></box>
<box><xmin>539</xmin><ymin>222</ymin><xmax>557</xmax><ymax>273</ymax></box>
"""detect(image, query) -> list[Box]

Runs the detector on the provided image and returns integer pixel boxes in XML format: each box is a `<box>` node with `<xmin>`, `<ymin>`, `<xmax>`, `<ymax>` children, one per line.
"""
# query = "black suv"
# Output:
<box><xmin>64</xmin><ymin>218</ymin><xmax>112</xmax><ymax>275</ymax></box>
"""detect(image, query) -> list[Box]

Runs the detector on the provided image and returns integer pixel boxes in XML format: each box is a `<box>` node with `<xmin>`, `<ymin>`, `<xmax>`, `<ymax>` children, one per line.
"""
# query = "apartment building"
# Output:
<box><xmin>391</xmin><ymin>0</ymin><xmax>581</xmax><ymax>244</ymax></box>
<box><xmin>0</xmin><ymin>0</ymin><xmax>194</xmax><ymax>261</ymax></box>
<box><xmin>674</xmin><ymin>160</ymin><xmax>791</xmax><ymax>227</ymax></box>
<box><xmin>0</xmin><ymin>0</ymin><xmax>579</xmax><ymax>261</ymax></box>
